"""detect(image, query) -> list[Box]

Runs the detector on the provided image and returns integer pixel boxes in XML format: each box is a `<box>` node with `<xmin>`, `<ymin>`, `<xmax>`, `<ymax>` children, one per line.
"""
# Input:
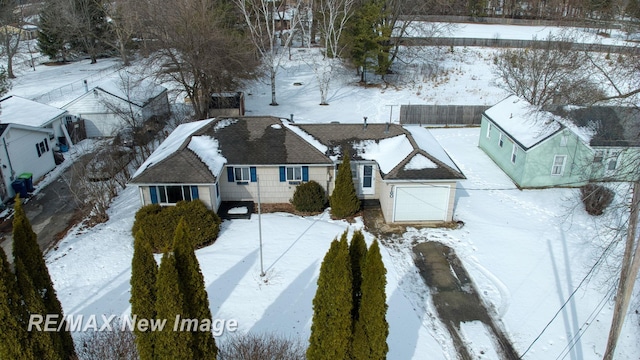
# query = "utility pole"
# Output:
<box><xmin>603</xmin><ymin>181</ymin><xmax>640</xmax><ymax>360</ymax></box>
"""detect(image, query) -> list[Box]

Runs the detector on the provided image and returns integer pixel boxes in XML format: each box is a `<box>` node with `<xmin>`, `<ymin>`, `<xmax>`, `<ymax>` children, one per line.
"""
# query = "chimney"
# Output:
<box><xmin>363</xmin><ymin>116</ymin><xmax>368</xmax><ymax>130</ymax></box>
<box><xmin>83</xmin><ymin>80</ymin><xmax>88</xmax><ymax>92</ymax></box>
<box><xmin>290</xmin><ymin>113</ymin><xmax>294</xmax><ymax>123</ymax></box>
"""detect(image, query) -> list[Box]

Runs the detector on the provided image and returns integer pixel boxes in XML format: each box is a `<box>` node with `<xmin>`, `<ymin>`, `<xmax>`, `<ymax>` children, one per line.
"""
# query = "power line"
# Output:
<box><xmin>519</xmin><ymin>234</ymin><xmax>620</xmax><ymax>358</ymax></box>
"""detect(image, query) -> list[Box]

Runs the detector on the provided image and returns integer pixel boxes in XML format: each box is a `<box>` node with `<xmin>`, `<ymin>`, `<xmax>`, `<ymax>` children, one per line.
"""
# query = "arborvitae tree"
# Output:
<box><xmin>173</xmin><ymin>219</ymin><xmax>217</xmax><ymax>359</ymax></box>
<box><xmin>352</xmin><ymin>239</ymin><xmax>389</xmax><ymax>360</ymax></box>
<box><xmin>14</xmin><ymin>258</ymin><xmax>56</xmax><ymax>359</ymax></box>
<box><xmin>130</xmin><ymin>230</ymin><xmax>158</xmax><ymax>360</ymax></box>
<box><xmin>155</xmin><ymin>251</ymin><xmax>192</xmax><ymax>359</ymax></box>
<box><xmin>349</xmin><ymin>230</ymin><xmax>368</xmax><ymax>320</ymax></box>
<box><xmin>330</xmin><ymin>150</ymin><xmax>361</xmax><ymax>218</ymax></box>
<box><xmin>307</xmin><ymin>233</ymin><xmax>353</xmax><ymax>360</ymax></box>
<box><xmin>12</xmin><ymin>198</ymin><xmax>75</xmax><ymax>359</ymax></box>
<box><xmin>0</xmin><ymin>247</ymin><xmax>31</xmax><ymax>359</ymax></box>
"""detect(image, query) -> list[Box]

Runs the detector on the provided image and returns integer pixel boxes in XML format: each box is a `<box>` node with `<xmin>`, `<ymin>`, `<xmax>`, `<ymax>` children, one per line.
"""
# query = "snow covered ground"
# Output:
<box><xmin>5</xmin><ymin>22</ymin><xmax>639</xmax><ymax>359</ymax></box>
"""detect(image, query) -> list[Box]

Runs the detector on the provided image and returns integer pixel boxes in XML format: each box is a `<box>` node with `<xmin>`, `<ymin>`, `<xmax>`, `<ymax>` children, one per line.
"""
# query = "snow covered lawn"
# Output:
<box><xmin>46</xmin><ymin>127</ymin><xmax>639</xmax><ymax>359</ymax></box>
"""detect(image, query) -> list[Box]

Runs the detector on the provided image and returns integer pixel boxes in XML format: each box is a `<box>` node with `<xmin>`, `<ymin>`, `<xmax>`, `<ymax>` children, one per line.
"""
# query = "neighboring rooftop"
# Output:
<box><xmin>0</xmin><ymin>96</ymin><xmax>67</xmax><ymax>128</ymax></box>
<box><xmin>483</xmin><ymin>95</ymin><xmax>562</xmax><ymax>149</ymax></box>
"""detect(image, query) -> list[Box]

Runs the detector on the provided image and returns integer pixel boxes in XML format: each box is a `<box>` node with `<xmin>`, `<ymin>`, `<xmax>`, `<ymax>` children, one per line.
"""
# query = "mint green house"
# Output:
<box><xmin>479</xmin><ymin>95</ymin><xmax>640</xmax><ymax>188</ymax></box>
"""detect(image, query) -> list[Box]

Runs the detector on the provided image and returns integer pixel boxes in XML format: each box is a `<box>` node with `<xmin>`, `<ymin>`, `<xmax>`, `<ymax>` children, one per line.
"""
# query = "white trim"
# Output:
<box><xmin>551</xmin><ymin>155</ymin><xmax>567</xmax><ymax>176</ymax></box>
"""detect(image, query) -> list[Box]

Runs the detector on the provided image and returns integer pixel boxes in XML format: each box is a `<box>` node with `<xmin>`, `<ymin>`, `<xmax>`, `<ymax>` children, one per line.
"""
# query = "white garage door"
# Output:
<box><xmin>394</xmin><ymin>185</ymin><xmax>450</xmax><ymax>222</ymax></box>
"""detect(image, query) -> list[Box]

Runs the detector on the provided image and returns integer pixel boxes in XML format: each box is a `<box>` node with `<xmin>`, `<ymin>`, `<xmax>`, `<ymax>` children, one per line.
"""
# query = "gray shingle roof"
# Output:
<box><xmin>131</xmin><ymin>117</ymin><xmax>465</xmax><ymax>184</ymax></box>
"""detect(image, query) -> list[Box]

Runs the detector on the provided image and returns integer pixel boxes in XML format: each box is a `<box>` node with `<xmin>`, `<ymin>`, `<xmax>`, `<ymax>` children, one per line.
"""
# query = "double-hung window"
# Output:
<box><xmin>286</xmin><ymin>166</ymin><xmax>302</xmax><ymax>181</ymax></box>
<box><xmin>486</xmin><ymin>122</ymin><xmax>492</xmax><ymax>138</ymax></box>
<box><xmin>511</xmin><ymin>144</ymin><xmax>518</xmax><ymax>164</ymax></box>
<box><xmin>234</xmin><ymin>167</ymin><xmax>251</xmax><ymax>182</ymax></box>
<box><xmin>551</xmin><ymin>155</ymin><xmax>566</xmax><ymax>176</ymax></box>
<box><xmin>498</xmin><ymin>133</ymin><xmax>504</xmax><ymax>147</ymax></box>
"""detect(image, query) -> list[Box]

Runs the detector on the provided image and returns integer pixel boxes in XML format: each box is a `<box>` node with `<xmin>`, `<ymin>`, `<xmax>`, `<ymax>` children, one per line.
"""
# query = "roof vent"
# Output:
<box><xmin>363</xmin><ymin>116</ymin><xmax>367</xmax><ymax>130</ymax></box>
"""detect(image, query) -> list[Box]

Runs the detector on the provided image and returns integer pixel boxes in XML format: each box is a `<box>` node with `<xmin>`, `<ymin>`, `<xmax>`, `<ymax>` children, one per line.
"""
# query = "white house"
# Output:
<box><xmin>0</xmin><ymin>123</ymin><xmax>56</xmax><ymax>201</ymax></box>
<box><xmin>62</xmin><ymin>79</ymin><xmax>170</xmax><ymax>138</ymax></box>
<box><xmin>0</xmin><ymin>95</ymin><xmax>73</xmax><ymax>149</ymax></box>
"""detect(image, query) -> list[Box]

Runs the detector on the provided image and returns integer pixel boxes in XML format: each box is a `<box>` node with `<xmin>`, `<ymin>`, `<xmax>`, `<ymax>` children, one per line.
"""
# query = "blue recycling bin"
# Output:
<box><xmin>18</xmin><ymin>173</ymin><xmax>34</xmax><ymax>192</ymax></box>
<box><xmin>11</xmin><ymin>179</ymin><xmax>27</xmax><ymax>198</ymax></box>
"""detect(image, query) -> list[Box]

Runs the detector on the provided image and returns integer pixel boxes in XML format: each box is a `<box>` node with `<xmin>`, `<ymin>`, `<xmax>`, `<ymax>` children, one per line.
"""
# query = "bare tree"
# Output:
<box><xmin>101</xmin><ymin>0</ymin><xmax>138</xmax><ymax>66</ymax></box>
<box><xmin>587</xmin><ymin>49</ymin><xmax>640</xmax><ymax>108</ymax></box>
<box><xmin>63</xmin><ymin>141</ymin><xmax>131</xmax><ymax>224</ymax></box>
<box><xmin>138</xmin><ymin>0</ymin><xmax>260</xmax><ymax>120</ymax></box>
<box><xmin>0</xmin><ymin>0</ymin><xmax>22</xmax><ymax>78</ymax></box>
<box><xmin>234</xmin><ymin>0</ymin><xmax>302</xmax><ymax>106</ymax></box>
<box><xmin>307</xmin><ymin>0</ymin><xmax>355</xmax><ymax>105</ymax></box>
<box><xmin>492</xmin><ymin>34</ymin><xmax>605</xmax><ymax>106</ymax></box>
<box><xmin>65</xmin><ymin>0</ymin><xmax>110</xmax><ymax>64</ymax></box>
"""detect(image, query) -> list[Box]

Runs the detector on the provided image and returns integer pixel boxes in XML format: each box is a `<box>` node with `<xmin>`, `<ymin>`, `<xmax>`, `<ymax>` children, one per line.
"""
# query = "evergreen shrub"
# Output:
<box><xmin>132</xmin><ymin>200</ymin><xmax>221</xmax><ymax>252</ymax></box>
<box><xmin>291</xmin><ymin>181</ymin><xmax>326</xmax><ymax>213</ymax></box>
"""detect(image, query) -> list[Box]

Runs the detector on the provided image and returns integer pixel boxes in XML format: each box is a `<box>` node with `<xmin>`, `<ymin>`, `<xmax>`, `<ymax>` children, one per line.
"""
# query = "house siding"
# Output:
<box><xmin>478</xmin><ymin>116</ymin><xmax>526</xmax><ymax>185</ymax></box>
<box><xmin>0</xmin><ymin>128</ymin><xmax>56</xmax><ymax>200</ymax></box>
<box><xmin>221</xmin><ymin>165</ymin><xmax>331</xmax><ymax>203</ymax></box>
<box><xmin>589</xmin><ymin>147</ymin><xmax>640</xmax><ymax>182</ymax></box>
<box><xmin>479</xmin><ymin>117</ymin><xmax>596</xmax><ymax>188</ymax></box>
<box><xmin>520</xmin><ymin>131</ymin><xmax>592</xmax><ymax>187</ymax></box>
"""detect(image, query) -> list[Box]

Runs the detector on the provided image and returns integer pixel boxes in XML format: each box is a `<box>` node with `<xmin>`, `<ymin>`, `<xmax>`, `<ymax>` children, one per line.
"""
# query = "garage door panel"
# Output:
<box><xmin>394</xmin><ymin>186</ymin><xmax>449</xmax><ymax>222</ymax></box>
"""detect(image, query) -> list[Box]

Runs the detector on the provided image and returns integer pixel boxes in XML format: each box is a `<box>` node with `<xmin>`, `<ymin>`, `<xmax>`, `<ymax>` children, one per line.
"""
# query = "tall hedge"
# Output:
<box><xmin>130</xmin><ymin>230</ymin><xmax>158</xmax><ymax>360</ymax></box>
<box><xmin>330</xmin><ymin>150</ymin><xmax>361</xmax><ymax>218</ymax></box>
<box><xmin>132</xmin><ymin>200</ymin><xmax>221</xmax><ymax>252</ymax></box>
<box><xmin>155</xmin><ymin>252</ymin><xmax>192</xmax><ymax>359</ymax></box>
<box><xmin>12</xmin><ymin>198</ymin><xmax>76</xmax><ymax>359</ymax></box>
<box><xmin>352</xmin><ymin>240</ymin><xmax>389</xmax><ymax>360</ymax></box>
<box><xmin>307</xmin><ymin>233</ymin><xmax>353</xmax><ymax>360</ymax></box>
<box><xmin>173</xmin><ymin>219</ymin><xmax>217</xmax><ymax>359</ymax></box>
<box><xmin>0</xmin><ymin>247</ymin><xmax>30</xmax><ymax>359</ymax></box>
<box><xmin>349</xmin><ymin>230</ymin><xmax>368</xmax><ymax>321</ymax></box>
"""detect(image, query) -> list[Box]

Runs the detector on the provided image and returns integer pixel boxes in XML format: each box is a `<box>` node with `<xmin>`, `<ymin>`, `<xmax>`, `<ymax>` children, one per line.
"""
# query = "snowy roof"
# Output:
<box><xmin>296</xmin><ymin>123</ymin><xmax>465</xmax><ymax>180</ymax></box>
<box><xmin>353</xmin><ymin>135</ymin><xmax>414</xmax><ymax>174</ymax></box>
<box><xmin>484</xmin><ymin>95</ymin><xmax>562</xmax><ymax>149</ymax></box>
<box><xmin>131</xmin><ymin>117</ymin><xmax>465</xmax><ymax>184</ymax></box>
<box><xmin>0</xmin><ymin>96</ymin><xmax>67</xmax><ymax>127</ymax></box>
<box><xmin>404</xmin><ymin>125</ymin><xmax>461</xmax><ymax>171</ymax></box>
<box><xmin>94</xmin><ymin>78</ymin><xmax>167</xmax><ymax>107</ymax></box>
<box><xmin>132</xmin><ymin>119</ymin><xmax>213</xmax><ymax>179</ymax></box>
<box><xmin>187</xmin><ymin>136</ymin><xmax>226</xmax><ymax>176</ymax></box>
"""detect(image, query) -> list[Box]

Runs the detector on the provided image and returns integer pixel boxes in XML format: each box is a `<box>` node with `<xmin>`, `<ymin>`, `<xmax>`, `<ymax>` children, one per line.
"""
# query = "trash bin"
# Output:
<box><xmin>59</xmin><ymin>144</ymin><xmax>69</xmax><ymax>152</ymax></box>
<box><xmin>18</xmin><ymin>173</ymin><xmax>34</xmax><ymax>192</ymax></box>
<box><xmin>11</xmin><ymin>179</ymin><xmax>27</xmax><ymax>198</ymax></box>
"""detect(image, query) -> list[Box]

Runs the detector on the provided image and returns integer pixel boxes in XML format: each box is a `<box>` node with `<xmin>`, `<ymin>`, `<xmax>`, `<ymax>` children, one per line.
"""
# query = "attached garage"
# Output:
<box><xmin>393</xmin><ymin>185</ymin><xmax>451</xmax><ymax>222</ymax></box>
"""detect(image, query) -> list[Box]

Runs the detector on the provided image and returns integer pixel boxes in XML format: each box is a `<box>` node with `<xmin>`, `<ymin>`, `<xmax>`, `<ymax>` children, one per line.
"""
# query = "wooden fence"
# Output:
<box><xmin>399</xmin><ymin>37</ymin><xmax>639</xmax><ymax>54</ymax></box>
<box><xmin>399</xmin><ymin>105</ymin><xmax>489</xmax><ymax>125</ymax></box>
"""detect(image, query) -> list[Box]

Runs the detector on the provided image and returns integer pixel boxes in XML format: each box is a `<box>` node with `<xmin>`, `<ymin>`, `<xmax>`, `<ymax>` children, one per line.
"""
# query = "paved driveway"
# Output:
<box><xmin>0</xmin><ymin>164</ymin><xmax>82</xmax><ymax>262</ymax></box>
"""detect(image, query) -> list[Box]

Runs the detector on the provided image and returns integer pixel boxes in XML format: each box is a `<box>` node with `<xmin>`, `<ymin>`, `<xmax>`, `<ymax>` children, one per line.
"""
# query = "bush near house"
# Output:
<box><xmin>132</xmin><ymin>200</ymin><xmax>221</xmax><ymax>252</ymax></box>
<box><xmin>580</xmin><ymin>183</ymin><xmax>614</xmax><ymax>216</ymax></box>
<box><xmin>291</xmin><ymin>180</ymin><xmax>326</xmax><ymax>213</ymax></box>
